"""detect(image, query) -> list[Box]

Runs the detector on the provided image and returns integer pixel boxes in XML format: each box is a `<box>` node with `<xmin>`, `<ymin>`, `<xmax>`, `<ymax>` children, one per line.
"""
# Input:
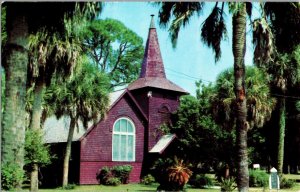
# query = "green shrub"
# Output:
<box><xmin>249</xmin><ymin>169</ymin><xmax>268</xmax><ymax>187</ymax></box>
<box><xmin>220</xmin><ymin>177</ymin><xmax>236</xmax><ymax>192</ymax></box>
<box><xmin>141</xmin><ymin>174</ymin><xmax>156</xmax><ymax>185</ymax></box>
<box><xmin>24</xmin><ymin>129</ymin><xmax>51</xmax><ymax>167</ymax></box>
<box><xmin>62</xmin><ymin>183</ymin><xmax>76</xmax><ymax>190</ymax></box>
<box><xmin>1</xmin><ymin>163</ymin><xmax>25</xmax><ymax>190</ymax></box>
<box><xmin>111</xmin><ymin>165</ymin><xmax>132</xmax><ymax>184</ymax></box>
<box><xmin>152</xmin><ymin>157</ymin><xmax>192</xmax><ymax>192</ymax></box>
<box><xmin>97</xmin><ymin>165</ymin><xmax>132</xmax><ymax>185</ymax></box>
<box><xmin>106</xmin><ymin>177</ymin><xmax>121</xmax><ymax>186</ymax></box>
<box><xmin>189</xmin><ymin>174</ymin><xmax>213</xmax><ymax>188</ymax></box>
<box><xmin>97</xmin><ymin>166</ymin><xmax>112</xmax><ymax>185</ymax></box>
<box><xmin>280</xmin><ymin>178</ymin><xmax>295</xmax><ymax>189</ymax></box>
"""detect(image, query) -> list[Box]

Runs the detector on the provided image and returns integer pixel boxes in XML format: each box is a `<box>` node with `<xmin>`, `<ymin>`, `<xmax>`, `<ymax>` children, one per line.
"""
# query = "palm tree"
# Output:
<box><xmin>212</xmin><ymin>66</ymin><xmax>276</xmax><ymax>130</ymax></box>
<box><xmin>209</xmin><ymin>66</ymin><xmax>275</xmax><ymax>179</ymax></box>
<box><xmin>1</xmin><ymin>4</ymin><xmax>29</xmax><ymax>189</ymax></box>
<box><xmin>155</xmin><ymin>2</ymin><xmax>252</xmax><ymax>191</ymax></box>
<box><xmin>252</xmin><ymin>2</ymin><xmax>300</xmax><ymax>174</ymax></box>
<box><xmin>27</xmin><ymin>29</ymin><xmax>82</xmax><ymax>192</ymax></box>
<box><xmin>44</xmin><ymin>59</ymin><xmax>110</xmax><ymax>187</ymax></box>
<box><xmin>230</xmin><ymin>6</ymin><xmax>249</xmax><ymax>190</ymax></box>
<box><xmin>2</xmin><ymin>2</ymin><xmax>101</xmax><ymax>191</ymax></box>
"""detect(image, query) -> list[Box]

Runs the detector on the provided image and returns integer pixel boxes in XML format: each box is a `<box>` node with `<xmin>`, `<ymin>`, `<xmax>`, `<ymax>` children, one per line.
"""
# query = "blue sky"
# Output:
<box><xmin>101</xmin><ymin>2</ymin><xmax>259</xmax><ymax>96</ymax></box>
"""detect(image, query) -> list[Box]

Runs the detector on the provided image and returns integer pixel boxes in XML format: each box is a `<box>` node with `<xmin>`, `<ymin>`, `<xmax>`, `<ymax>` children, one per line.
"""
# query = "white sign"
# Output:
<box><xmin>269</xmin><ymin>167</ymin><xmax>280</xmax><ymax>190</ymax></box>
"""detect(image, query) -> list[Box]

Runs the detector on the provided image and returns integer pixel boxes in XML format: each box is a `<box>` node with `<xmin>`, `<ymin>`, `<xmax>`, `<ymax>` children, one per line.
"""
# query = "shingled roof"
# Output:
<box><xmin>43</xmin><ymin>90</ymin><xmax>126</xmax><ymax>143</ymax></box>
<box><xmin>128</xmin><ymin>15</ymin><xmax>187</xmax><ymax>94</ymax></box>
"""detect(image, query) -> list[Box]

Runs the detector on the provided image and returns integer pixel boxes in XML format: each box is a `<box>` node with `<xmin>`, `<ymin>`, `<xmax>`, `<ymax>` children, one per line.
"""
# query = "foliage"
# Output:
<box><xmin>1</xmin><ymin>69</ymin><xmax>5</xmax><ymax>113</ymax></box>
<box><xmin>44</xmin><ymin>58</ymin><xmax>110</xmax><ymax>128</ymax></box>
<box><xmin>247</xmin><ymin>128</ymin><xmax>268</xmax><ymax>165</ymax></box>
<box><xmin>44</xmin><ymin>58</ymin><xmax>110</xmax><ymax>187</ymax></box>
<box><xmin>80</xmin><ymin>18</ymin><xmax>144</xmax><ymax>88</ymax></box>
<box><xmin>1</xmin><ymin>5</ymin><xmax>6</xmax><ymax>46</ymax></box>
<box><xmin>220</xmin><ymin>177</ymin><xmax>237</xmax><ymax>192</ymax></box>
<box><xmin>151</xmin><ymin>157</ymin><xmax>174</xmax><ymax>184</ymax></box>
<box><xmin>141</xmin><ymin>174</ymin><xmax>156</xmax><ymax>185</ymax></box>
<box><xmin>155</xmin><ymin>2</ymin><xmax>204</xmax><ymax>48</ymax></box>
<box><xmin>106</xmin><ymin>177</ymin><xmax>121</xmax><ymax>186</ymax></box>
<box><xmin>168</xmin><ymin>158</ymin><xmax>193</xmax><ymax>186</ymax></box>
<box><xmin>252</xmin><ymin>17</ymin><xmax>274</xmax><ymax>66</ymax></box>
<box><xmin>155</xmin><ymin>2</ymin><xmax>251</xmax><ymax>191</ymax></box>
<box><xmin>97</xmin><ymin>165</ymin><xmax>133</xmax><ymax>185</ymax></box>
<box><xmin>201</xmin><ymin>2</ymin><xmax>227</xmax><ymax>62</ymax></box>
<box><xmin>152</xmin><ymin>157</ymin><xmax>192</xmax><ymax>191</ymax></box>
<box><xmin>27</xmin><ymin>29</ymin><xmax>81</xmax><ymax>88</ymax></box>
<box><xmin>111</xmin><ymin>165</ymin><xmax>132</xmax><ymax>184</ymax></box>
<box><xmin>24</xmin><ymin>129</ymin><xmax>51</xmax><ymax>167</ymax></box>
<box><xmin>189</xmin><ymin>174</ymin><xmax>214</xmax><ymax>188</ymax></box>
<box><xmin>1</xmin><ymin>162</ymin><xmax>25</xmax><ymax>191</ymax></box>
<box><xmin>248</xmin><ymin>169</ymin><xmax>268</xmax><ymax>187</ymax></box>
<box><xmin>264</xmin><ymin>2</ymin><xmax>300</xmax><ymax>53</ymax></box>
<box><xmin>296</xmin><ymin>100</ymin><xmax>300</xmax><ymax>112</ymax></box>
<box><xmin>212</xmin><ymin>66</ymin><xmax>275</xmax><ymax>129</ymax></box>
<box><xmin>280</xmin><ymin>178</ymin><xmax>296</xmax><ymax>189</ymax></box>
<box><xmin>61</xmin><ymin>183</ymin><xmax>77</xmax><ymax>190</ymax></box>
<box><xmin>1</xmin><ymin>2</ymin><xmax>102</xmax><ymax>191</ymax></box>
<box><xmin>97</xmin><ymin>166</ymin><xmax>111</xmax><ymax>185</ymax></box>
<box><xmin>160</xmin><ymin>83</ymin><xmax>235</xmax><ymax>170</ymax></box>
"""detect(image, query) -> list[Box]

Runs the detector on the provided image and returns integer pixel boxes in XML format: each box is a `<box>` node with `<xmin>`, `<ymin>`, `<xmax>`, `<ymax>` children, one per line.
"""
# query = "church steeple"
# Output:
<box><xmin>128</xmin><ymin>15</ymin><xmax>187</xmax><ymax>94</ymax></box>
<box><xmin>139</xmin><ymin>15</ymin><xmax>166</xmax><ymax>78</ymax></box>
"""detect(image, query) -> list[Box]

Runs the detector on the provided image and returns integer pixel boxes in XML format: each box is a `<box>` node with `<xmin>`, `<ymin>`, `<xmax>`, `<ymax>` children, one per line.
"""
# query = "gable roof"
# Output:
<box><xmin>43</xmin><ymin>89</ymin><xmax>127</xmax><ymax>143</ymax></box>
<box><xmin>43</xmin><ymin>116</ymin><xmax>87</xmax><ymax>143</ymax></box>
<box><xmin>79</xmin><ymin>89</ymin><xmax>148</xmax><ymax>141</ymax></box>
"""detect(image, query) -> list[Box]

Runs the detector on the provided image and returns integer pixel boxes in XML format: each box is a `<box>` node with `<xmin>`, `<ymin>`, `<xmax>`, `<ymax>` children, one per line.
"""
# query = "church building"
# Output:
<box><xmin>43</xmin><ymin>15</ymin><xmax>188</xmax><ymax>185</ymax></box>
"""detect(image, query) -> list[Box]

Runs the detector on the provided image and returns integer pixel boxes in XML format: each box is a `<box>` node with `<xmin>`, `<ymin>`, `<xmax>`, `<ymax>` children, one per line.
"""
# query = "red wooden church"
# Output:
<box><xmin>43</xmin><ymin>16</ymin><xmax>188</xmax><ymax>186</ymax></box>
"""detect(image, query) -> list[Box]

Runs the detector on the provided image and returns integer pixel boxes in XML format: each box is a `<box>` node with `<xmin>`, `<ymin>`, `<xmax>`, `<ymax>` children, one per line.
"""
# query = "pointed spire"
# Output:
<box><xmin>128</xmin><ymin>15</ymin><xmax>188</xmax><ymax>94</ymax></box>
<box><xmin>140</xmin><ymin>15</ymin><xmax>166</xmax><ymax>78</ymax></box>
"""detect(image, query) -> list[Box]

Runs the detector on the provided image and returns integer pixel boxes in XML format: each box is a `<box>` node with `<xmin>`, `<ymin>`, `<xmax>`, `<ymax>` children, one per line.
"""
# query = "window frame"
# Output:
<box><xmin>112</xmin><ymin>117</ymin><xmax>136</xmax><ymax>162</ymax></box>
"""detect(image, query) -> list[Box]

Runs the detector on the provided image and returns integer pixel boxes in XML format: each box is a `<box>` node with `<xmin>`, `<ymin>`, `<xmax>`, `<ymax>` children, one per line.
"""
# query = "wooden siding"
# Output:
<box><xmin>79</xmin><ymin>161</ymin><xmax>142</xmax><ymax>184</ymax></box>
<box><xmin>148</xmin><ymin>89</ymin><xmax>181</xmax><ymax>150</ymax></box>
<box><xmin>80</xmin><ymin>94</ymin><xmax>145</xmax><ymax>184</ymax></box>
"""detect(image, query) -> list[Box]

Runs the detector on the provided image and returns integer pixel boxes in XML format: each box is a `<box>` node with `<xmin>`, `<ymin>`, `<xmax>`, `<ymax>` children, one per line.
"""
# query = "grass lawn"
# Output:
<box><xmin>35</xmin><ymin>182</ymin><xmax>300</xmax><ymax>192</ymax></box>
<box><xmin>19</xmin><ymin>174</ymin><xmax>299</xmax><ymax>192</ymax></box>
<box><xmin>38</xmin><ymin>184</ymin><xmax>220</xmax><ymax>192</ymax></box>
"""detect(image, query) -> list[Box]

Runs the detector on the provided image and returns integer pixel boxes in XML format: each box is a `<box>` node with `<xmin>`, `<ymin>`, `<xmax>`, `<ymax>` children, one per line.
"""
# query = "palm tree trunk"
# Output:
<box><xmin>232</xmin><ymin>3</ymin><xmax>249</xmax><ymax>192</ymax></box>
<box><xmin>62</xmin><ymin>116</ymin><xmax>76</xmax><ymax>187</ymax></box>
<box><xmin>29</xmin><ymin>78</ymin><xmax>45</xmax><ymax>192</ymax></box>
<box><xmin>1</xmin><ymin>3</ymin><xmax>28</xmax><ymax>189</ymax></box>
<box><xmin>277</xmin><ymin>97</ymin><xmax>285</xmax><ymax>175</ymax></box>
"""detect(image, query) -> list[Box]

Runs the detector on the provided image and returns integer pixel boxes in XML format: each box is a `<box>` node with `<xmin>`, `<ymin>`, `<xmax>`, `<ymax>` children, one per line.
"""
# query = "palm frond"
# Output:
<box><xmin>158</xmin><ymin>2</ymin><xmax>204</xmax><ymax>48</ymax></box>
<box><xmin>213</xmin><ymin>66</ymin><xmax>275</xmax><ymax>129</ymax></box>
<box><xmin>252</xmin><ymin>17</ymin><xmax>275</xmax><ymax>67</ymax></box>
<box><xmin>201</xmin><ymin>2</ymin><xmax>227</xmax><ymax>62</ymax></box>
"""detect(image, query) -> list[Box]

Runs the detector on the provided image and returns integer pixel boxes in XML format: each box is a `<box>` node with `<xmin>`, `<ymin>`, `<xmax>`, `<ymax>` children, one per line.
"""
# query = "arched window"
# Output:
<box><xmin>112</xmin><ymin>117</ymin><xmax>135</xmax><ymax>161</ymax></box>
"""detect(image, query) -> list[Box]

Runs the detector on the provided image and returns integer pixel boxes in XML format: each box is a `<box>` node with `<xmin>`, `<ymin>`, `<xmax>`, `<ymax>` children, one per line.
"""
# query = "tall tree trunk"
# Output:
<box><xmin>62</xmin><ymin>116</ymin><xmax>76</xmax><ymax>187</ymax></box>
<box><xmin>232</xmin><ymin>3</ymin><xmax>249</xmax><ymax>192</ymax></box>
<box><xmin>1</xmin><ymin>3</ymin><xmax>28</xmax><ymax>189</ymax></box>
<box><xmin>277</xmin><ymin>97</ymin><xmax>285</xmax><ymax>175</ymax></box>
<box><xmin>29</xmin><ymin>78</ymin><xmax>45</xmax><ymax>192</ymax></box>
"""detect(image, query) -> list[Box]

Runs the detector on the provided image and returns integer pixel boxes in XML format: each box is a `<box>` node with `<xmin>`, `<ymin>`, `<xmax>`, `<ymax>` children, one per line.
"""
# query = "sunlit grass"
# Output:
<box><xmin>22</xmin><ymin>173</ymin><xmax>300</xmax><ymax>192</ymax></box>
<box><xmin>36</xmin><ymin>182</ymin><xmax>300</xmax><ymax>192</ymax></box>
